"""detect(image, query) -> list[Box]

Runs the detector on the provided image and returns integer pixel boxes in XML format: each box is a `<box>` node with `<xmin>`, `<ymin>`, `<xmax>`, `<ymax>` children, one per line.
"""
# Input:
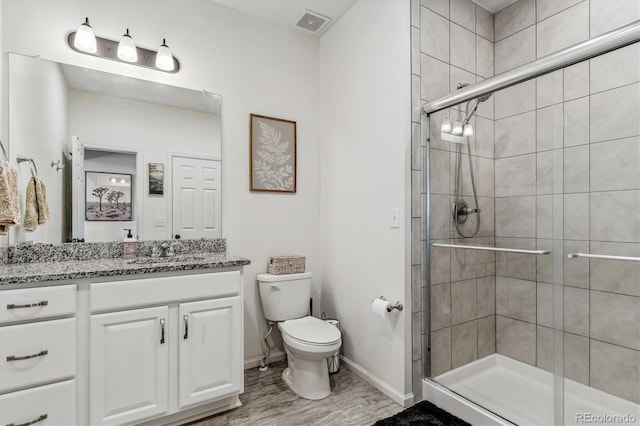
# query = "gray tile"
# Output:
<box><xmin>496</xmin><ymin>276</ymin><xmax>537</xmax><ymax>323</ymax></box>
<box><xmin>411</xmin><ymin>27</ymin><xmax>421</xmax><ymax>75</ymax></box>
<box><xmin>495</xmin><ymin>154</ymin><xmax>536</xmax><ymax>197</ymax></box>
<box><xmin>431</xmin><ymin>241</ymin><xmax>451</xmax><ymax>285</ymax></box>
<box><xmin>449</xmin><ymin>65</ymin><xmax>476</xmax><ymax>93</ymax></box>
<box><xmin>564</xmin><ymin>97</ymin><xmax>590</xmax><ymax>147</ymax></box>
<box><xmin>537</xmin><ymin>196</ymin><xmax>553</xmax><ymax>239</ymax></box>
<box><xmin>452</xmin><ymin>320</ymin><xmax>478</xmax><ymax>368</ymax></box>
<box><xmin>564</xmin><ymin>240</ymin><xmax>589</xmax><ymax>288</ymax></box>
<box><xmin>412</xmin><ymin>217</ymin><xmax>422</xmax><ymax>265</ymax></box>
<box><xmin>537</xmin><ymin>282</ymin><xmax>554</xmax><ymax>328</ymax></box>
<box><xmin>564</xmin><ymin>145</ymin><xmax>589</xmax><ymax>193</ymax></box>
<box><xmin>421</xmin><ymin>54</ymin><xmax>450</xmax><ymax>101</ymax></box>
<box><xmin>412</xmin><ymin>75</ymin><xmax>421</xmax><ymax>123</ymax></box>
<box><xmin>495</xmin><ymin>79</ymin><xmax>536</xmax><ymax>120</ymax></box>
<box><xmin>591</xmin><ymin>291</ymin><xmax>640</xmax><ymax>350</ymax></box>
<box><xmin>451</xmin><ymin>279</ymin><xmax>477</xmax><ymax>324</ymax></box>
<box><xmin>412</xmin><ymin>123</ymin><xmax>421</xmax><ymax>170</ymax></box>
<box><xmin>496</xmin><ymin>315</ymin><xmax>537</xmax><ymax>366</ymax></box>
<box><xmin>537</xmin><ymin>70</ymin><xmax>564</xmax><ymax>108</ymax></box>
<box><xmin>590</xmin><ymin>83</ymin><xmax>640</xmax><ymax>143</ymax></box>
<box><xmin>494</xmin><ymin>0</ymin><xmax>535</xmax><ymax>41</ymax></box>
<box><xmin>495</xmin><ymin>111</ymin><xmax>536</xmax><ymax>158</ymax></box>
<box><xmin>475</xmin><ymin>116</ymin><xmax>494</xmax><ymax>158</ymax></box>
<box><xmin>412</xmin><ymin>359</ymin><xmax>423</xmax><ymax>402</ymax></box>
<box><xmin>564</xmin><ymin>287</ymin><xmax>589</xmax><ymax>336</ymax></box>
<box><xmin>421</xmin><ymin>7</ymin><xmax>449</xmax><ymax>62</ymax></box>
<box><xmin>431</xmin><ymin>195</ymin><xmax>452</xmax><ymax>240</ymax></box>
<box><xmin>428</xmin><ymin>109</ymin><xmax>450</xmax><ymax>150</ymax></box>
<box><xmin>564</xmin><ymin>60</ymin><xmax>590</xmax><ymax>101</ymax></box>
<box><xmin>536</xmin><ymin>239</ymin><xmax>554</xmax><ymax>284</ymax></box>
<box><xmin>537</xmin><ymin>2</ymin><xmax>589</xmax><ymax>58</ymax></box>
<box><xmin>476</xmin><ymin>197</ymin><xmax>495</xmax><ymax>238</ymax></box>
<box><xmin>412</xmin><ymin>0</ymin><xmax>421</xmax><ymax>27</ymax></box>
<box><xmin>475</xmin><ymin>4</ymin><xmax>493</xmax><ymax>41</ymax></box>
<box><xmin>412</xmin><ymin>171</ymin><xmax>422</xmax><ymax>218</ymax></box>
<box><xmin>537</xmin><ymin>0</ymin><xmax>583</xmax><ymax>22</ymax></box>
<box><xmin>412</xmin><ymin>265</ymin><xmax>422</xmax><ymax>313</ymax></box>
<box><xmin>590</xmin><ymin>137</ymin><xmax>640</xmax><ymax>192</ymax></box>
<box><xmin>476</xmin><ymin>241</ymin><xmax>496</xmax><ymax>277</ymax></box>
<box><xmin>431</xmin><ymin>327</ymin><xmax>452</xmax><ymax>376</ymax></box>
<box><xmin>431</xmin><ymin>283</ymin><xmax>451</xmax><ymax>331</ymax></box>
<box><xmin>495</xmin><ymin>197</ymin><xmax>536</xmax><ymax>238</ymax></box>
<box><xmin>477</xmin><ymin>315</ymin><xmax>496</xmax><ymax>358</ymax></box>
<box><xmin>495</xmin><ymin>26</ymin><xmax>536</xmax><ymax>74</ymax></box>
<box><xmin>590</xmin><ymin>241</ymin><xmax>640</xmax><ymax>297</ymax></box>
<box><xmin>537</xmin><ymin>326</ymin><xmax>554</xmax><ymax>372</ymax></box>
<box><xmin>590</xmin><ymin>0</ymin><xmax>640</xmax><ymax>37</ymax></box>
<box><xmin>477</xmin><ymin>276</ymin><xmax>495</xmax><ymax>317</ymax></box>
<box><xmin>590</xmin><ymin>43</ymin><xmax>640</xmax><ymax>94</ymax></box>
<box><xmin>590</xmin><ymin>339</ymin><xmax>640</xmax><ymax>403</ymax></box>
<box><xmin>564</xmin><ymin>193</ymin><xmax>589</xmax><ymax>240</ymax></box>
<box><xmin>536</xmin><ymin>151</ymin><xmax>553</xmax><ymax>195</ymax></box>
<box><xmin>537</xmin><ymin>104</ymin><xmax>563</xmax><ymax>152</ymax></box>
<box><xmin>590</xmin><ymin>190</ymin><xmax>640</xmax><ymax>243</ymax></box>
<box><xmin>413</xmin><ymin>312</ymin><xmax>423</xmax><ymax>361</ymax></box>
<box><xmin>476</xmin><ymin>36</ymin><xmax>494</xmax><ymax>79</ymax></box>
<box><xmin>421</xmin><ymin>0</ymin><xmax>449</xmax><ymax>18</ymax></box>
<box><xmin>564</xmin><ymin>332</ymin><xmax>589</xmax><ymax>385</ymax></box>
<box><xmin>430</xmin><ymin>148</ymin><xmax>450</xmax><ymax>194</ymax></box>
<box><xmin>451</xmin><ymin>246</ymin><xmax>477</xmax><ymax>281</ymax></box>
<box><xmin>450</xmin><ymin>0</ymin><xmax>475</xmax><ymax>32</ymax></box>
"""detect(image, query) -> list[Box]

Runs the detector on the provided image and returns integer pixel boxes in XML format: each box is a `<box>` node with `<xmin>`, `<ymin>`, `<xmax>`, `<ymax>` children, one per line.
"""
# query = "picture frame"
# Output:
<box><xmin>148</xmin><ymin>163</ymin><xmax>164</xmax><ymax>195</ymax></box>
<box><xmin>85</xmin><ymin>171</ymin><xmax>133</xmax><ymax>221</ymax></box>
<box><xmin>250</xmin><ymin>113</ymin><xmax>297</xmax><ymax>193</ymax></box>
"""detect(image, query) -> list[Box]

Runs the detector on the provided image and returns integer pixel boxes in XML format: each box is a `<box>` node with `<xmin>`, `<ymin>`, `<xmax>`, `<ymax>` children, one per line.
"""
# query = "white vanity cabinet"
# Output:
<box><xmin>0</xmin><ymin>284</ymin><xmax>78</xmax><ymax>426</ymax></box>
<box><xmin>89</xmin><ymin>270</ymin><xmax>244</xmax><ymax>426</ymax></box>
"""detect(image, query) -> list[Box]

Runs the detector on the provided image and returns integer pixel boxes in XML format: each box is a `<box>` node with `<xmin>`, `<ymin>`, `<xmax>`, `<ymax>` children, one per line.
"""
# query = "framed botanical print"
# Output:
<box><xmin>250</xmin><ymin>114</ymin><xmax>296</xmax><ymax>193</ymax></box>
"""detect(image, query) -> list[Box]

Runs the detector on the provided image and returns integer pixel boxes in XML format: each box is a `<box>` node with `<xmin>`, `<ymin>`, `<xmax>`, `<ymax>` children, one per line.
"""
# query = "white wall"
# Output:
<box><xmin>319</xmin><ymin>0</ymin><xmax>412</xmax><ymax>401</ymax></box>
<box><xmin>70</xmin><ymin>90</ymin><xmax>220</xmax><ymax>241</ymax></box>
<box><xmin>2</xmin><ymin>0</ymin><xmax>321</xmax><ymax>364</ymax></box>
<box><xmin>8</xmin><ymin>54</ymin><xmax>68</xmax><ymax>244</ymax></box>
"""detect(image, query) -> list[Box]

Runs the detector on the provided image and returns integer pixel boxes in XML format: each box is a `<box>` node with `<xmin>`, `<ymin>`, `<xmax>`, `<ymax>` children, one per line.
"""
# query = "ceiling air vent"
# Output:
<box><xmin>295</xmin><ymin>10</ymin><xmax>330</xmax><ymax>33</ymax></box>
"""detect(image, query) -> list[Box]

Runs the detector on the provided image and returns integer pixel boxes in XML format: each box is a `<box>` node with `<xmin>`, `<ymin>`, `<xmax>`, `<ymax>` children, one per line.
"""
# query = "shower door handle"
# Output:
<box><xmin>568</xmin><ymin>253</ymin><xmax>640</xmax><ymax>262</ymax></box>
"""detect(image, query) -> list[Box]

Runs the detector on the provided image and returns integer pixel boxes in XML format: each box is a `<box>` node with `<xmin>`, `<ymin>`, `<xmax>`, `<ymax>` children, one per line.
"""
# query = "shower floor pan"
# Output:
<box><xmin>434</xmin><ymin>354</ymin><xmax>639</xmax><ymax>426</ymax></box>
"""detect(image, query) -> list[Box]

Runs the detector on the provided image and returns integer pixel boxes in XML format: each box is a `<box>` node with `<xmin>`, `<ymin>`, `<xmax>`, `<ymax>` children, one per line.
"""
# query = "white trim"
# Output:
<box><xmin>340</xmin><ymin>355</ymin><xmax>413</xmax><ymax>407</ymax></box>
<box><xmin>422</xmin><ymin>378</ymin><xmax>512</xmax><ymax>426</ymax></box>
<box><xmin>243</xmin><ymin>350</ymin><xmax>287</xmax><ymax>370</ymax></box>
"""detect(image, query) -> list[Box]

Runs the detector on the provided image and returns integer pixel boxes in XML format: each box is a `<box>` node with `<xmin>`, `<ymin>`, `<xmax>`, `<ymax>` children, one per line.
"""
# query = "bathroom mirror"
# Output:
<box><xmin>7</xmin><ymin>53</ymin><xmax>222</xmax><ymax>244</ymax></box>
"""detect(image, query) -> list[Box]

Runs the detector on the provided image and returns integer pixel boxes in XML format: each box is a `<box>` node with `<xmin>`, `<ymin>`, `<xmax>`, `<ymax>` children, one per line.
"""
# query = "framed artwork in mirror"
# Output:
<box><xmin>148</xmin><ymin>163</ymin><xmax>164</xmax><ymax>195</ymax></box>
<box><xmin>85</xmin><ymin>172</ymin><xmax>133</xmax><ymax>221</ymax></box>
<box><xmin>250</xmin><ymin>113</ymin><xmax>296</xmax><ymax>193</ymax></box>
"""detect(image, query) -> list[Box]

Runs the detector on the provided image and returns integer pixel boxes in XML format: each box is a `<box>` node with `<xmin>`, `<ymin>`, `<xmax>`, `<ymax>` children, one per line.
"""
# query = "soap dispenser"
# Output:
<box><xmin>123</xmin><ymin>228</ymin><xmax>137</xmax><ymax>259</ymax></box>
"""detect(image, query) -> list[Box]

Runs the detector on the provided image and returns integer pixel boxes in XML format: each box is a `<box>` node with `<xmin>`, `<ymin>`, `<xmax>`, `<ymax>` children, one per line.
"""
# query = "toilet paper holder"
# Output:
<box><xmin>374</xmin><ymin>296</ymin><xmax>404</xmax><ymax>312</ymax></box>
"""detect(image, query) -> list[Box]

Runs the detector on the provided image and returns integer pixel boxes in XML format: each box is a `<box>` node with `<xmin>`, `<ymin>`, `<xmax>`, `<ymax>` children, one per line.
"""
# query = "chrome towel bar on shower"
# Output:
<box><xmin>431</xmin><ymin>243</ymin><xmax>550</xmax><ymax>255</ymax></box>
<box><xmin>567</xmin><ymin>253</ymin><xmax>640</xmax><ymax>262</ymax></box>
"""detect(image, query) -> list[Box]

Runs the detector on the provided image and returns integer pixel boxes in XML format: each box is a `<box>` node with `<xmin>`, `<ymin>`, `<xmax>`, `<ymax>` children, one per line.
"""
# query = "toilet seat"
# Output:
<box><xmin>279</xmin><ymin>316</ymin><xmax>341</xmax><ymax>346</ymax></box>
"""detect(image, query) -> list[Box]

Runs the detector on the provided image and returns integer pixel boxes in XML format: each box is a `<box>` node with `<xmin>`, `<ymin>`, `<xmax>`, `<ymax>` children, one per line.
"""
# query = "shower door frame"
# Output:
<box><xmin>421</xmin><ymin>19</ymin><xmax>640</xmax><ymax>426</ymax></box>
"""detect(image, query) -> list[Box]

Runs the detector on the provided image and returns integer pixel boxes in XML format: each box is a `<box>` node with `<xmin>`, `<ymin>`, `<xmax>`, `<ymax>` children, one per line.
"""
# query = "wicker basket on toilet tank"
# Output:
<box><xmin>268</xmin><ymin>255</ymin><xmax>306</xmax><ymax>274</ymax></box>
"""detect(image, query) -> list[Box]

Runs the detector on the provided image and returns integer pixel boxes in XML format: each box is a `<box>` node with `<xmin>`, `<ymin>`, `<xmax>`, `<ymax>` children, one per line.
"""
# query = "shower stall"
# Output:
<box><xmin>416</xmin><ymin>1</ymin><xmax>640</xmax><ymax>424</ymax></box>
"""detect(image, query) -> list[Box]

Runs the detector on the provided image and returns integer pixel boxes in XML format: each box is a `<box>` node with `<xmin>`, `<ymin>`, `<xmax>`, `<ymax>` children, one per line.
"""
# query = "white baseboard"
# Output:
<box><xmin>243</xmin><ymin>350</ymin><xmax>286</xmax><ymax>370</ymax></box>
<box><xmin>340</xmin><ymin>355</ymin><xmax>413</xmax><ymax>407</ymax></box>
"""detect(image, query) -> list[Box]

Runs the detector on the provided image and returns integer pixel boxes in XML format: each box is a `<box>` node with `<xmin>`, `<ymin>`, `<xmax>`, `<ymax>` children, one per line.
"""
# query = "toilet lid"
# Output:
<box><xmin>280</xmin><ymin>316</ymin><xmax>341</xmax><ymax>345</ymax></box>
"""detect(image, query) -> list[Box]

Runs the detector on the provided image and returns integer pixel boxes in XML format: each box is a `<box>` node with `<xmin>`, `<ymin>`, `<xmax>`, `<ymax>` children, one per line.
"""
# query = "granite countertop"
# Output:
<box><xmin>0</xmin><ymin>252</ymin><xmax>251</xmax><ymax>285</ymax></box>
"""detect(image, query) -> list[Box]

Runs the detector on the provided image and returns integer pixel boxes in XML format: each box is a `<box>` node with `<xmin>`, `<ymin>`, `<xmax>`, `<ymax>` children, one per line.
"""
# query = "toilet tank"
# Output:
<box><xmin>257</xmin><ymin>272</ymin><xmax>312</xmax><ymax>321</ymax></box>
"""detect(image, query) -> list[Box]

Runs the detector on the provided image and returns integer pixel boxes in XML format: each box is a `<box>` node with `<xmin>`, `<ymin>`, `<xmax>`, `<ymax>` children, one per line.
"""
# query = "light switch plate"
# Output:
<box><xmin>390</xmin><ymin>208</ymin><xmax>400</xmax><ymax>228</ymax></box>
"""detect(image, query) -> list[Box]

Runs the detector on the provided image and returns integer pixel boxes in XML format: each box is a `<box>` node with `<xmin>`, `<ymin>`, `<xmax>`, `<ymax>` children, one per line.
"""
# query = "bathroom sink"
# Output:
<box><xmin>126</xmin><ymin>253</ymin><xmax>212</xmax><ymax>265</ymax></box>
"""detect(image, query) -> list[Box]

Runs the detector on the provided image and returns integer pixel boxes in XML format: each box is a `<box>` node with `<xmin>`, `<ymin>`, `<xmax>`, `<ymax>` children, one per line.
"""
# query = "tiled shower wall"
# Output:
<box><xmin>492</xmin><ymin>0</ymin><xmax>640</xmax><ymax>404</ymax></box>
<box><xmin>411</xmin><ymin>0</ymin><xmax>498</xmax><ymax>381</ymax></box>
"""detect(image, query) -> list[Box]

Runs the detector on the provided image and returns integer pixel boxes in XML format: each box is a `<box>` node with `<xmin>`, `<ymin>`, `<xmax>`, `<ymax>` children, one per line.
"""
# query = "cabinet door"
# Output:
<box><xmin>179</xmin><ymin>297</ymin><xmax>242</xmax><ymax>408</ymax></box>
<box><xmin>90</xmin><ymin>306</ymin><xmax>169</xmax><ymax>425</ymax></box>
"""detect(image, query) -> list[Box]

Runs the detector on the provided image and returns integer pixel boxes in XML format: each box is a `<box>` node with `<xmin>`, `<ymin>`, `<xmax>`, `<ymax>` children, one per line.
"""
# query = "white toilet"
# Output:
<box><xmin>257</xmin><ymin>272</ymin><xmax>341</xmax><ymax>400</ymax></box>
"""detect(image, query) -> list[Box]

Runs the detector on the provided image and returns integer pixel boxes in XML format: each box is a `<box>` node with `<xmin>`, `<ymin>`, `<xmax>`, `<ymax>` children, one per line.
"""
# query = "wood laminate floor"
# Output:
<box><xmin>185</xmin><ymin>360</ymin><xmax>404</xmax><ymax>426</ymax></box>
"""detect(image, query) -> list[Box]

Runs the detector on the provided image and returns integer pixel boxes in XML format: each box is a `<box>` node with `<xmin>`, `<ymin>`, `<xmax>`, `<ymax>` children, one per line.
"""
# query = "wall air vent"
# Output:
<box><xmin>295</xmin><ymin>10</ymin><xmax>330</xmax><ymax>33</ymax></box>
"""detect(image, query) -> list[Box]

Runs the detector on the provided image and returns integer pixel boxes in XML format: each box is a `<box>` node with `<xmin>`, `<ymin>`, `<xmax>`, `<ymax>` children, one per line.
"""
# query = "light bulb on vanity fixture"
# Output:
<box><xmin>451</xmin><ymin>118</ymin><xmax>463</xmax><ymax>135</ymax></box>
<box><xmin>441</xmin><ymin>116</ymin><xmax>451</xmax><ymax>133</ymax></box>
<box><xmin>155</xmin><ymin>39</ymin><xmax>174</xmax><ymax>71</ymax></box>
<box><xmin>117</xmin><ymin>29</ymin><xmax>138</xmax><ymax>62</ymax></box>
<box><xmin>68</xmin><ymin>18</ymin><xmax>180</xmax><ymax>73</ymax></box>
<box><xmin>73</xmin><ymin>17</ymin><xmax>97</xmax><ymax>53</ymax></box>
<box><xmin>463</xmin><ymin>124</ymin><xmax>474</xmax><ymax>136</ymax></box>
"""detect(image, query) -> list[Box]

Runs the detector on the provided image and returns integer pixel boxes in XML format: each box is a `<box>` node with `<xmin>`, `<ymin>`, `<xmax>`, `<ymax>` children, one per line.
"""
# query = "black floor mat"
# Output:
<box><xmin>373</xmin><ymin>400</ymin><xmax>472</xmax><ymax>426</ymax></box>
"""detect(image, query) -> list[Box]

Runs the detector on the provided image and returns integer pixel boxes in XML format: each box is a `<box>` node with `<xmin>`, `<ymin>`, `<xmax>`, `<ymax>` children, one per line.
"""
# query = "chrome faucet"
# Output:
<box><xmin>159</xmin><ymin>242</ymin><xmax>173</xmax><ymax>257</ymax></box>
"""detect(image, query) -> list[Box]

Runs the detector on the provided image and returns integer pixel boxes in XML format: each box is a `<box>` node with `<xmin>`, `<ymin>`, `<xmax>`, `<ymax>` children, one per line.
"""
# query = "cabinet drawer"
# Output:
<box><xmin>91</xmin><ymin>271</ymin><xmax>241</xmax><ymax>312</ymax></box>
<box><xmin>0</xmin><ymin>318</ymin><xmax>76</xmax><ymax>392</ymax></box>
<box><xmin>0</xmin><ymin>379</ymin><xmax>76</xmax><ymax>426</ymax></box>
<box><xmin>0</xmin><ymin>284</ymin><xmax>76</xmax><ymax>324</ymax></box>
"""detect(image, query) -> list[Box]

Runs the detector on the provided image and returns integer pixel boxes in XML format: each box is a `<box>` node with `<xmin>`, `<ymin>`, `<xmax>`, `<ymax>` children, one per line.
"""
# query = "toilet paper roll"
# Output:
<box><xmin>372</xmin><ymin>298</ymin><xmax>390</xmax><ymax>318</ymax></box>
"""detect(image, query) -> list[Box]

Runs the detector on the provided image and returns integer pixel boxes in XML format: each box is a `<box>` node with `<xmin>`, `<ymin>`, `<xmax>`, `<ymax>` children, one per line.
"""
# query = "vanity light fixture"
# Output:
<box><xmin>67</xmin><ymin>18</ymin><xmax>180</xmax><ymax>73</ymax></box>
<box><xmin>117</xmin><ymin>29</ymin><xmax>138</xmax><ymax>62</ymax></box>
